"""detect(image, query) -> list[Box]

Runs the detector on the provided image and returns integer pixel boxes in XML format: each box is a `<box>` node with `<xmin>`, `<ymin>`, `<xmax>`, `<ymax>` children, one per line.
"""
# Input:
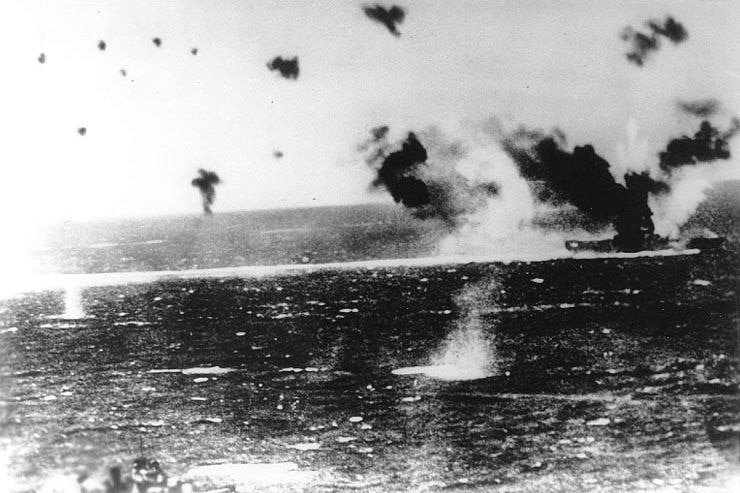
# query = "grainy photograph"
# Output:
<box><xmin>0</xmin><ymin>1</ymin><xmax>738</xmax><ymax>492</ymax></box>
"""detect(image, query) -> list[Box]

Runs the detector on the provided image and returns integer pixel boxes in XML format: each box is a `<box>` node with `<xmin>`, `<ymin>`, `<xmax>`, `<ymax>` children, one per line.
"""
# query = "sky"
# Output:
<box><xmin>1</xmin><ymin>0</ymin><xmax>738</xmax><ymax>226</ymax></box>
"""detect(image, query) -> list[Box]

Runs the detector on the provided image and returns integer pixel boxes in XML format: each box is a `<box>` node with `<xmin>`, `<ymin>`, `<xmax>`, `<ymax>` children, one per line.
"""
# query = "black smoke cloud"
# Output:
<box><xmin>267</xmin><ymin>56</ymin><xmax>299</xmax><ymax>80</ymax></box>
<box><xmin>362</xmin><ymin>115</ymin><xmax>738</xmax><ymax>249</ymax></box>
<box><xmin>373</xmin><ymin>132</ymin><xmax>429</xmax><ymax>207</ymax></box>
<box><xmin>501</xmin><ymin>129</ymin><xmax>669</xmax><ymax>249</ymax></box>
<box><xmin>363</xmin><ymin>4</ymin><xmax>405</xmax><ymax>37</ymax></box>
<box><xmin>191</xmin><ymin>168</ymin><xmax>221</xmax><ymax>215</ymax></box>
<box><xmin>621</xmin><ymin>15</ymin><xmax>688</xmax><ymax>66</ymax></box>
<box><xmin>647</xmin><ymin>16</ymin><xmax>687</xmax><ymax>43</ymax></box>
<box><xmin>363</xmin><ymin>128</ymin><xmax>499</xmax><ymax>226</ymax></box>
<box><xmin>677</xmin><ymin>99</ymin><xmax>720</xmax><ymax>118</ymax></box>
<box><xmin>501</xmin><ymin>117</ymin><xmax>740</xmax><ymax>247</ymax></box>
<box><xmin>659</xmin><ymin>119</ymin><xmax>739</xmax><ymax>172</ymax></box>
<box><xmin>152</xmin><ymin>37</ymin><xmax>162</xmax><ymax>47</ymax></box>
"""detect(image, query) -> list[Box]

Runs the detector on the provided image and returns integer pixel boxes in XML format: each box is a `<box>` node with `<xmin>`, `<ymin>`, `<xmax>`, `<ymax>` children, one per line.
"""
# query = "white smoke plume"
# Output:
<box><xmin>614</xmin><ymin>117</ymin><xmax>740</xmax><ymax>238</ymax></box>
<box><xmin>419</xmin><ymin>124</ymin><xmax>575</xmax><ymax>258</ymax></box>
<box><xmin>650</xmin><ymin>160</ymin><xmax>739</xmax><ymax>238</ymax></box>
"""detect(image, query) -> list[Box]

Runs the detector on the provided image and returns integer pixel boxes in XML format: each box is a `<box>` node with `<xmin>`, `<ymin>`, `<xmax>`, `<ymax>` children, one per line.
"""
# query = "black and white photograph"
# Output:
<box><xmin>0</xmin><ymin>1</ymin><xmax>738</xmax><ymax>492</ymax></box>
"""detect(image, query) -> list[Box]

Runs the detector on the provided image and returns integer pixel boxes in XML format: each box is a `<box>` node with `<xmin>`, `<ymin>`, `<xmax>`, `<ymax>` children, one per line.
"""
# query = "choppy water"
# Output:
<box><xmin>29</xmin><ymin>204</ymin><xmax>446</xmax><ymax>275</ymax></box>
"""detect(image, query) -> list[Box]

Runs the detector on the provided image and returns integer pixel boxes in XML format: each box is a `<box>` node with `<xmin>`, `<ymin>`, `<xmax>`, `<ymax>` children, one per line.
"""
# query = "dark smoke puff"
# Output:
<box><xmin>395</xmin><ymin>176</ymin><xmax>429</xmax><ymax>207</ymax></box>
<box><xmin>659</xmin><ymin>120</ymin><xmax>736</xmax><ymax>171</ymax></box>
<box><xmin>374</xmin><ymin>132</ymin><xmax>428</xmax><ymax>203</ymax></box>
<box><xmin>365</xmin><ymin>129</ymin><xmax>501</xmax><ymax>226</ymax></box>
<box><xmin>370</xmin><ymin>125</ymin><xmax>389</xmax><ymax>141</ymax></box>
<box><xmin>533</xmin><ymin>139</ymin><xmax>625</xmax><ymax>220</ymax></box>
<box><xmin>647</xmin><ymin>16</ymin><xmax>687</xmax><ymax>43</ymax></box>
<box><xmin>191</xmin><ymin>48</ymin><xmax>198</xmax><ymax>55</ymax></box>
<box><xmin>38</xmin><ymin>53</ymin><xmax>46</xmax><ymax>64</ymax></box>
<box><xmin>267</xmin><ymin>57</ymin><xmax>299</xmax><ymax>79</ymax></box>
<box><xmin>78</xmin><ymin>127</ymin><xmax>87</xmax><ymax>136</ymax></box>
<box><xmin>677</xmin><ymin>99</ymin><xmax>720</xmax><ymax>118</ymax></box>
<box><xmin>98</xmin><ymin>40</ymin><xmax>106</xmax><ymax>51</ymax></box>
<box><xmin>358</xmin><ymin>125</ymin><xmax>391</xmax><ymax>166</ymax></box>
<box><xmin>363</xmin><ymin>4</ymin><xmax>405</xmax><ymax>37</ymax></box>
<box><xmin>621</xmin><ymin>16</ymin><xmax>688</xmax><ymax>66</ymax></box>
<box><xmin>152</xmin><ymin>37</ymin><xmax>162</xmax><ymax>47</ymax></box>
<box><xmin>191</xmin><ymin>168</ymin><xmax>221</xmax><ymax>215</ymax></box>
<box><xmin>623</xmin><ymin>31</ymin><xmax>659</xmax><ymax>67</ymax></box>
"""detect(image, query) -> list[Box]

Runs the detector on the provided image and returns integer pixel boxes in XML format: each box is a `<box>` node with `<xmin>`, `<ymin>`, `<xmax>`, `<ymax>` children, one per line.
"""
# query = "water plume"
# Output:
<box><xmin>394</xmin><ymin>277</ymin><xmax>499</xmax><ymax>381</ymax></box>
<box><xmin>62</xmin><ymin>287</ymin><xmax>85</xmax><ymax>319</ymax></box>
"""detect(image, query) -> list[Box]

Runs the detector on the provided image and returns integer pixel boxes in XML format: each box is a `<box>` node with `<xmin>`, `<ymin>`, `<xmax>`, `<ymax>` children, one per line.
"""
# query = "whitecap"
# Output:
<box><xmin>392</xmin><ymin>364</ymin><xmax>492</xmax><ymax>381</ymax></box>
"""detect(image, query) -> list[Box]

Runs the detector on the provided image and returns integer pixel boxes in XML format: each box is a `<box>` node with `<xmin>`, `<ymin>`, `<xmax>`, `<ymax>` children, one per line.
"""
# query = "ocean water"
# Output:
<box><xmin>30</xmin><ymin>204</ymin><xmax>447</xmax><ymax>275</ymax></box>
<box><xmin>2</xmin><ymin>196</ymin><xmax>739</xmax><ymax>491</ymax></box>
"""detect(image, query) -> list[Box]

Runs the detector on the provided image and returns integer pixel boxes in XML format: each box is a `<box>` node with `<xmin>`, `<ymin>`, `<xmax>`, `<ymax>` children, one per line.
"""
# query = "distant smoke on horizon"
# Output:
<box><xmin>621</xmin><ymin>15</ymin><xmax>688</xmax><ymax>66</ymax></box>
<box><xmin>267</xmin><ymin>56</ymin><xmax>299</xmax><ymax>80</ymax></box>
<box><xmin>191</xmin><ymin>168</ymin><xmax>221</xmax><ymax>215</ymax></box>
<box><xmin>363</xmin><ymin>4</ymin><xmax>405</xmax><ymax>37</ymax></box>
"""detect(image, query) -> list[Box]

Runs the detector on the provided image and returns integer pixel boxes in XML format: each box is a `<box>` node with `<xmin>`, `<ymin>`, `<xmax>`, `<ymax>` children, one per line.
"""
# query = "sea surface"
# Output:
<box><xmin>1</xmin><ymin>195</ymin><xmax>738</xmax><ymax>492</ymax></box>
<box><xmin>30</xmin><ymin>204</ymin><xmax>447</xmax><ymax>275</ymax></box>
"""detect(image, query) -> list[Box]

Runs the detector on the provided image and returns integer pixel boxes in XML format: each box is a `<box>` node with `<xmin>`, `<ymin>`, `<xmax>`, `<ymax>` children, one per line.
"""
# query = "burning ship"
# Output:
<box><xmin>564</xmin><ymin>234</ymin><xmax>726</xmax><ymax>254</ymax></box>
<box><xmin>564</xmin><ymin>213</ymin><xmax>726</xmax><ymax>254</ymax></box>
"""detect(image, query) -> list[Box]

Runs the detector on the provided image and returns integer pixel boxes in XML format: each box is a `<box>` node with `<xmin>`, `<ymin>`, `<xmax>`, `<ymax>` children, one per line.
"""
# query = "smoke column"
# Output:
<box><xmin>191</xmin><ymin>168</ymin><xmax>221</xmax><ymax>215</ymax></box>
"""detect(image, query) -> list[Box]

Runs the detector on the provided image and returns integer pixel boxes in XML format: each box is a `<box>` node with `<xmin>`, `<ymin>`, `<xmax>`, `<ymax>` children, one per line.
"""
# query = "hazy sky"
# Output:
<box><xmin>2</xmin><ymin>0</ymin><xmax>738</xmax><ymax>224</ymax></box>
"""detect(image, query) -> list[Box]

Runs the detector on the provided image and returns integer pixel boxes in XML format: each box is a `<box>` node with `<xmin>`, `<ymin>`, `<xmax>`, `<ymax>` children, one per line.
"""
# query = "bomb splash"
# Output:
<box><xmin>393</xmin><ymin>277</ymin><xmax>499</xmax><ymax>381</ymax></box>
